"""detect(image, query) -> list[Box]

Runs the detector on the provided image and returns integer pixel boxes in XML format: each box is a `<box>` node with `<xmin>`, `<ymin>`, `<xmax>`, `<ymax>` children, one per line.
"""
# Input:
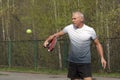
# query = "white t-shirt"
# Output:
<box><xmin>63</xmin><ymin>24</ymin><xmax>97</xmax><ymax>63</ymax></box>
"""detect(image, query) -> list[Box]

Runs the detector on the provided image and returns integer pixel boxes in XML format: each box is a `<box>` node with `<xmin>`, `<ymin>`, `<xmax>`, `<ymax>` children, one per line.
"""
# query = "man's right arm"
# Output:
<box><xmin>43</xmin><ymin>31</ymin><xmax>65</xmax><ymax>47</ymax></box>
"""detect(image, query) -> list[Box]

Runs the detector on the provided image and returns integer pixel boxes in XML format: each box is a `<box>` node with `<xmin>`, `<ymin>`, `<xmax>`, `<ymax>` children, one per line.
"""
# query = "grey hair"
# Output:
<box><xmin>72</xmin><ymin>11</ymin><xmax>84</xmax><ymax>20</ymax></box>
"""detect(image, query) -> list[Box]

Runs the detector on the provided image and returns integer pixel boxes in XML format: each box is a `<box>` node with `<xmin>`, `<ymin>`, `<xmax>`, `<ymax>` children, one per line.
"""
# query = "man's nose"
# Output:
<box><xmin>72</xmin><ymin>19</ymin><xmax>75</xmax><ymax>22</ymax></box>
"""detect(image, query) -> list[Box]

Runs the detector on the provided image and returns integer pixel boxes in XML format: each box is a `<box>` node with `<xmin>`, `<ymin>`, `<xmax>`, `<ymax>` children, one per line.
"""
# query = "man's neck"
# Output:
<box><xmin>78</xmin><ymin>23</ymin><xmax>84</xmax><ymax>28</ymax></box>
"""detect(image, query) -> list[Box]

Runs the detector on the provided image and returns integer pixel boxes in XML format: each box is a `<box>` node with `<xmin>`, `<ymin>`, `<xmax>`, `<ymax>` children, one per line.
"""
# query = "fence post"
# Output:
<box><xmin>8</xmin><ymin>40</ymin><xmax>12</xmax><ymax>68</ymax></box>
<box><xmin>63</xmin><ymin>39</ymin><xmax>68</xmax><ymax>68</ymax></box>
<box><xmin>34</xmin><ymin>40</ymin><xmax>38</xmax><ymax>69</ymax></box>
<box><xmin>57</xmin><ymin>40</ymin><xmax>62</xmax><ymax>69</ymax></box>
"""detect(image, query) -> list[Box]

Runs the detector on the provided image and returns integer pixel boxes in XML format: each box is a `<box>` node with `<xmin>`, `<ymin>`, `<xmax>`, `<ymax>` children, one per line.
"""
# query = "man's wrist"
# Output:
<box><xmin>101</xmin><ymin>57</ymin><xmax>104</xmax><ymax>60</ymax></box>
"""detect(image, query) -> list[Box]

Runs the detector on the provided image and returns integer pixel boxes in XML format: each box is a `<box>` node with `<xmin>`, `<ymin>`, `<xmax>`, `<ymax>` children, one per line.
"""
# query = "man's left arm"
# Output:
<box><xmin>93</xmin><ymin>38</ymin><xmax>107</xmax><ymax>69</ymax></box>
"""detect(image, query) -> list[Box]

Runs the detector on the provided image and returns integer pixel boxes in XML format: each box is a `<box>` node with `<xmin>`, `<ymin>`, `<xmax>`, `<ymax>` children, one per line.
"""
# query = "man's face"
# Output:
<box><xmin>72</xmin><ymin>13</ymin><xmax>83</xmax><ymax>27</ymax></box>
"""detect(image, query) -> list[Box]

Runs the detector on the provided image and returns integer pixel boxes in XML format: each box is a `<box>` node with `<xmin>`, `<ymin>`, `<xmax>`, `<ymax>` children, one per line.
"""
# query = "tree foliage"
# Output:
<box><xmin>0</xmin><ymin>0</ymin><xmax>119</xmax><ymax>40</ymax></box>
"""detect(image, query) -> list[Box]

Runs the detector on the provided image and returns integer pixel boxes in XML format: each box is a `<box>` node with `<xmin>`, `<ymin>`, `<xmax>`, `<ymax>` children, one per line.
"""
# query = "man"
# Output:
<box><xmin>43</xmin><ymin>11</ymin><xmax>106</xmax><ymax>80</ymax></box>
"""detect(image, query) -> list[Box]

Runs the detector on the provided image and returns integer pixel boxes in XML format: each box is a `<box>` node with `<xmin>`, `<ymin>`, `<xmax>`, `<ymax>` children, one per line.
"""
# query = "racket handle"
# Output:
<box><xmin>48</xmin><ymin>49</ymin><xmax>50</xmax><ymax>52</ymax></box>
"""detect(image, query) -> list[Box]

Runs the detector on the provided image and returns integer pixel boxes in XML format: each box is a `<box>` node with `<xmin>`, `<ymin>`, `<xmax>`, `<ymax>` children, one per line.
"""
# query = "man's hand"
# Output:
<box><xmin>101</xmin><ymin>57</ymin><xmax>107</xmax><ymax>69</ymax></box>
<box><xmin>43</xmin><ymin>35</ymin><xmax>55</xmax><ymax>48</ymax></box>
<box><xmin>43</xmin><ymin>41</ymin><xmax>49</xmax><ymax>48</ymax></box>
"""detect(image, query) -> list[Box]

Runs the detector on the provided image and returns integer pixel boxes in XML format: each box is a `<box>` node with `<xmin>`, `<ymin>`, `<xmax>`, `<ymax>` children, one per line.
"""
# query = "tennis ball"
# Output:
<box><xmin>26</xmin><ymin>29</ymin><xmax>32</xmax><ymax>34</ymax></box>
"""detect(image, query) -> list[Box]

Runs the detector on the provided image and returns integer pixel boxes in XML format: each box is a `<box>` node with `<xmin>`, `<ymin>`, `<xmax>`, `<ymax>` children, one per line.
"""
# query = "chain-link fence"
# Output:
<box><xmin>0</xmin><ymin>38</ymin><xmax>120</xmax><ymax>72</ymax></box>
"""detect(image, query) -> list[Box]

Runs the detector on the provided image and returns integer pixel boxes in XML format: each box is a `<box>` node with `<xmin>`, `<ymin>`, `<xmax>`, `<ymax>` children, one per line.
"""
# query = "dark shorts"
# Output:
<box><xmin>67</xmin><ymin>62</ymin><xmax>92</xmax><ymax>79</ymax></box>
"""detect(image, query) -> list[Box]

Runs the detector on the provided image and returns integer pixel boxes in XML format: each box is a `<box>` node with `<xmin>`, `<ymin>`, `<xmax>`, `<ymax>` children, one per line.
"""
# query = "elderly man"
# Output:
<box><xmin>43</xmin><ymin>11</ymin><xmax>106</xmax><ymax>80</ymax></box>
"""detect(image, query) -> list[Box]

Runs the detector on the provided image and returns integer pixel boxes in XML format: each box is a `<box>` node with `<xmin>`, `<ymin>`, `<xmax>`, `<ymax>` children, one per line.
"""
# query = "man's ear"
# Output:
<box><xmin>80</xmin><ymin>17</ymin><xmax>84</xmax><ymax>22</ymax></box>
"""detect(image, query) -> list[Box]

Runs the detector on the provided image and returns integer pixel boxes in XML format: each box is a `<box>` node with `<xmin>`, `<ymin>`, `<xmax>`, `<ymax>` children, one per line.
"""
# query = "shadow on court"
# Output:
<box><xmin>0</xmin><ymin>71</ymin><xmax>119</xmax><ymax>80</ymax></box>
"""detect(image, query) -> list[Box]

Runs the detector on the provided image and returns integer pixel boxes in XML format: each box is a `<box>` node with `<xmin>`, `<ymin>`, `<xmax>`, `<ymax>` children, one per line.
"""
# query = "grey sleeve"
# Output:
<box><xmin>91</xmin><ymin>28</ymin><xmax>97</xmax><ymax>40</ymax></box>
<box><xmin>62</xmin><ymin>27</ymin><xmax>68</xmax><ymax>34</ymax></box>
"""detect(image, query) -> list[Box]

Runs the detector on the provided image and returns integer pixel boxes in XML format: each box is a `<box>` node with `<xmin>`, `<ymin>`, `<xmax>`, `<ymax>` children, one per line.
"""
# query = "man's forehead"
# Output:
<box><xmin>72</xmin><ymin>14</ymin><xmax>80</xmax><ymax>18</ymax></box>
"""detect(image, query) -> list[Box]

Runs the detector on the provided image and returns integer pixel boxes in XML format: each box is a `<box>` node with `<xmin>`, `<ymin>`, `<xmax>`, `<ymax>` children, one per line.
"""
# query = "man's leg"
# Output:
<box><xmin>83</xmin><ymin>77</ymin><xmax>92</xmax><ymax>80</ymax></box>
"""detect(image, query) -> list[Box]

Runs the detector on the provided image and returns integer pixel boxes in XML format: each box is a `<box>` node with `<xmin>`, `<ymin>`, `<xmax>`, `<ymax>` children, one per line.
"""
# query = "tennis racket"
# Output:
<box><xmin>47</xmin><ymin>36</ymin><xmax>57</xmax><ymax>52</ymax></box>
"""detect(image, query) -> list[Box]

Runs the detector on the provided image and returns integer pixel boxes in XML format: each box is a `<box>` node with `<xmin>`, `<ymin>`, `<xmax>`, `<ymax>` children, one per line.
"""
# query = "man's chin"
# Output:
<box><xmin>73</xmin><ymin>24</ymin><xmax>76</xmax><ymax>26</ymax></box>
<box><xmin>73</xmin><ymin>24</ymin><xmax>78</xmax><ymax>28</ymax></box>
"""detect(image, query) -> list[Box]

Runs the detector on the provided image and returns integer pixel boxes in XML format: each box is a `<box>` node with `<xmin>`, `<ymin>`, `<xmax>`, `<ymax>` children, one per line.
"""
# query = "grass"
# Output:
<box><xmin>0</xmin><ymin>67</ymin><xmax>120</xmax><ymax>78</ymax></box>
<box><xmin>93</xmin><ymin>72</ymin><xmax>120</xmax><ymax>78</ymax></box>
<box><xmin>0</xmin><ymin>67</ymin><xmax>67</xmax><ymax>75</ymax></box>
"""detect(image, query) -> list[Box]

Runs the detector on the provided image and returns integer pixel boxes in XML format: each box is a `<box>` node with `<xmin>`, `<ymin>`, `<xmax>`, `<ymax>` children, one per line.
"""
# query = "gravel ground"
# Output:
<box><xmin>0</xmin><ymin>71</ymin><xmax>120</xmax><ymax>80</ymax></box>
